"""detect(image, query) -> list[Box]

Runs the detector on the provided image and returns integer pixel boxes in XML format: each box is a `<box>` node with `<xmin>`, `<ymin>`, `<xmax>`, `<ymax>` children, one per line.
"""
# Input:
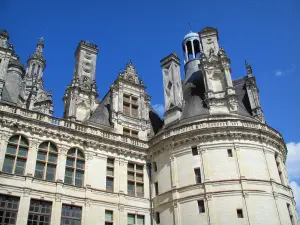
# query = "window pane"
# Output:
<box><xmin>64</xmin><ymin>169</ymin><xmax>73</xmax><ymax>184</ymax></box>
<box><xmin>48</xmin><ymin>154</ymin><xmax>57</xmax><ymax>163</ymax></box>
<box><xmin>37</xmin><ymin>151</ymin><xmax>47</xmax><ymax>161</ymax></box>
<box><xmin>136</xmin><ymin>174</ymin><xmax>143</xmax><ymax>182</ymax></box>
<box><xmin>76</xmin><ymin>160</ymin><xmax>84</xmax><ymax>169</ymax></box>
<box><xmin>136</xmin><ymin>165</ymin><xmax>143</xmax><ymax>173</ymax></box>
<box><xmin>107</xmin><ymin>168</ymin><xmax>114</xmax><ymax>176</ymax></box>
<box><xmin>6</xmin><ymin>144</ymin><xmax>17</xmax><ymax>155</ymax></box>
<box><xmin>67</xmin><ymin>149</ymin><xmax>76</xmax><ymax>156</ymax></box>
<box><xmin>15</xmin><ymin>159</ymin><xmax>26</xmax><ymax>175</ymax></box>
<box><xmin>8</xmin><ymin>136</ymin><xmax>19</xmax><ymax>144</ymax></box>
<box><xmin>105</xmin><ymin>210</ymin><xmax>113</xmax><ymax>221</ymax></box>
<box><xmin>3</xmin><ymin>156</ymin><xmax>14</xmax><ymax>173</ymax></box>
<box><xmin>128</xmin><ymin>172</ymin><xmax>134</xmax><ymax>180</ymax></box>
<box><xmin>20</xmin><ymin>136</ymin><xmax>28</xmax><ymax>146</ymax></box>
<box><xmin>128</xmin><ymin>214</ymin><xmax>135</xmax><ymax>224</ymax></box>
<box><xmin>49</xmin><ymin>143</ymin><xmax>57</xmax><ymax>152</ymax></box>
<box><xmin>128</xmin><ymin>163</ymin><xmax>134</xmax><ymax>170</ymax></box>
<box><xmin>18</xmin><ymin>147</ymin><xmax>28</xmax><ymax>157</ymax></box>
<box><xmin>66</xmin><ymin>158</ymin><xmax>74</xmax><ymax>167</ymax></box>
<box><xmin>132</xmin><ymin>107</ymin><xmax>138</xmax><ymax>118</ymax></box>
<box><xmin>136</xmin><ymin>183</ymin><xmax>144</xmax><ymax>197</ymax></box>
<box><xmin>77</xmin><ymin>151</ymin><xmax>84</xmax><ymax>159</ymax></box>
<box><xmin>34</xmin><ymin>162</ymin><xmax>45</xmax><ymax>179</ymax></box>
<box><xmin>107</xmin><ymin>158</ymin><xmax>114</xmax><ymax>166</ymax></box>
<box><xmin>46</xmin><ymin>165</ymin><xmax>56</xmax><ymax>181</ymax></box>
<box><xmin>137</xmin><ymin>215</ymin><xmax>144</xmax><ymax>225</ymax></box>
<box><xmin>75</xmin><ymin>171</ymin><xmax>83</xmax><ymax>187</ymax></box>
<box><xmin>106</xmin><ymin>177</ymin><xmax>114</xmax><ymax>192</ymax></box>
<box><xmin>128</xmin><ymin>182</ymin><xmax>135</xmax><ymax>195</ymax></box>
<box><xmin>39</xmin><ymin>142</ymin><xmax>48</xmax><ymax>150</ymax></box>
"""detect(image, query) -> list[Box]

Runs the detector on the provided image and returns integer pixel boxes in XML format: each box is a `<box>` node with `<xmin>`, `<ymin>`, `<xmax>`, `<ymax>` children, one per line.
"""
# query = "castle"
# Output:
<box><xmin>0</xmin><ymin>27</ymin><xmax>298</xmax><ymax>225</ymax></box>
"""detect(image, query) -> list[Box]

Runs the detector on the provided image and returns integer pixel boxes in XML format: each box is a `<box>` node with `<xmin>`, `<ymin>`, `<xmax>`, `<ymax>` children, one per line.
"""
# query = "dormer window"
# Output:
<box><xmin>123</xmin><ymin>94</ymin><xmax>138</xmax><ymax>118</ymax></box>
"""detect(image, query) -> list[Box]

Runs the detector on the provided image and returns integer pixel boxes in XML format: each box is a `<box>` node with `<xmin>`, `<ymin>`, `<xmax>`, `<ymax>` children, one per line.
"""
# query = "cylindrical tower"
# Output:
<box><xmin>150</xmin><ymin>27</ymin><xmax>299</xmax><ymax>225</ymax></box>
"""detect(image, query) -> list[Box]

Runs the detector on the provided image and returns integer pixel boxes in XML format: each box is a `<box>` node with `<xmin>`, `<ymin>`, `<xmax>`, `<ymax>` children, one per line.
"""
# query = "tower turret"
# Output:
<box><xmin>63</xmin><ymin>40</ymin><xmax>99</xmax><ymax>121</ymax></box>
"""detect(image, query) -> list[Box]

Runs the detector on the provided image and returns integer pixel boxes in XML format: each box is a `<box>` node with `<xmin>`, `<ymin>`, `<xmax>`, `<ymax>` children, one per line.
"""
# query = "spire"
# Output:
<box><xmin>36</xmin><ymin>37</ymin><xmax>44</xmax><ymax>54</ymax></box>
<box><xmin>245</xmin><ymin>60</ymin><xmax>253</xmax><ymax>76</ymax></box>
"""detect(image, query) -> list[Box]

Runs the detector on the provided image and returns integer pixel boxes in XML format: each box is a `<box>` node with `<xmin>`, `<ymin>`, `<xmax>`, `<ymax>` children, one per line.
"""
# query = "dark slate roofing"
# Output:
<box><xmin>149</xmin><ymin>106</ymin><xmax>164</xmax><ymax>135</ymax></box>
<box><xmin>1</xmin><ymin>86</ymin><xmax>15</xmax><ymax>105</ymax></box>
<box><xmin>233</xmin><ymin>77</ymin><xmax>252</xmax><ymax>116</ymax></box>
<box><xmin>8</xmin><ymin>59</ymin><xmax>25</xmax><ymax>73</ymax></box>
<box><xmin>88</xmin><ymin>91</ymin><xmax>112</xmax><ymax>127</ymax></box>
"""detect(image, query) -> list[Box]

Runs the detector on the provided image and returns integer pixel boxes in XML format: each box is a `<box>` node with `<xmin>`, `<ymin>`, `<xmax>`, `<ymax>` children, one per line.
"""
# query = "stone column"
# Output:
<box><xmin>57</xmin><ymin>147</ymin><xmax>67</xmax><ymax>182</ymax></box>
<box><xmin>51</xmin><ymin>194</ymin><xmax>62</xmax><ymax>225</ymax></box>
<box><xmin>25</xmin><ymin>140</ymin><xmax>39</xmax><ymax>176</ymax></box>
<box><xmin>205</xmin><ymin>194</ymin><xmax>216</xmax><ymax>225</ymax></box>
<box><xmin>169</xmin><ymin>154</ymin><xmax>179</xmax><ymax>188</ymax></box>
<box><xmin>118</xmin><ymin>157</ymin><xmax>127</xmax><ymax>194</ymax></box>
<box><xmin>0</xmin><ymin>133</ymin><xmax>10</xmax><ymax>170</ymax></box>
<box><xmin>16</xmin><ymin>191</ymin><xmax>31</xmax><ymax>225</ymax></box>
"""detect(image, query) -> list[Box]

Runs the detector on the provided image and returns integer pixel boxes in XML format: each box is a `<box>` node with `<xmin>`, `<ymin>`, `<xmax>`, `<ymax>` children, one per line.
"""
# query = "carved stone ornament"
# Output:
<box><xmin>118</xmin><ymin>204</ymin><xmax>124</xmax><ymax>212</ymax></box>
<box><xmin>173</xmin><ymin>200</ymin><xmax>178</xmax><ymax>208</ymax></box>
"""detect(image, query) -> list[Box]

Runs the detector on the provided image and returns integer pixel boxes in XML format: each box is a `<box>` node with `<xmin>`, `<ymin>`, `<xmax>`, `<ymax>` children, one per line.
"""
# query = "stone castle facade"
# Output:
<box><xmin>0</xmin><ymin>27</ymin><xmax>298</xmax><ymax>225</ymax></box>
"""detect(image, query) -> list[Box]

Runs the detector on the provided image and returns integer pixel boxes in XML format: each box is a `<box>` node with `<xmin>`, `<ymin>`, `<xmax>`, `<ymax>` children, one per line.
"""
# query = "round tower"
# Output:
<box><xmin>150</xmin><ymin>28</ymin><xmax>299</xmax><ymax>225</ymax></box>
<box><xmin>26</xmin><ymin>37</ymin><xmax>46</xmax><ymax>78</ymax></box>
<box><xmin>182</xmin><ymin>31</ymin><xmax>202</xmax><ymax>80</ymax></box>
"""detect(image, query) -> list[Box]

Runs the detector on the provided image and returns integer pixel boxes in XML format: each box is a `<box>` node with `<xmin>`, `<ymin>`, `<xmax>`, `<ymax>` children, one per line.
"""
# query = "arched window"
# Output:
<box><xmin>64</xmin><ymin>148</ymin><xmax>85</xmax><ymax>187</ymax></box>
<box><xmin>37</xmin><ymin>65</ymin><xmax>41</xmax><ymax>76</ymax></box>
<box><xmin>35</xmin><ymin>141</ymin><xmax>58</xmax><ymax>181</ymax></box>
<box><xmin>2</xmin><ymin>135</ymin><xmax>29</xmax><ymax>175</ymax></box>
<box><xmin>31</xmin><ymin>64</ymin><xmax>36</xmax><ymax>76</ymax></box>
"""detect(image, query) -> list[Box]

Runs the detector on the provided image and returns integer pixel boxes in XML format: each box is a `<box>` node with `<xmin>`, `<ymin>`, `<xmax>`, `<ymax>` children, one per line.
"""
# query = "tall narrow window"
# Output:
<box><xmin>192</xmin><ymin>146</ymin><xmax>198</xmax><ymax>156</ymax></box>
<box><xmin>105</xmin><ymin>210</ymin><xmax>113</xmax><ymax>225</ymax></box>
<box><xmin>275</xmin><ymin>153</ymin><xmax>284</xmax><ymax>184</ymax></box>
<box><xmin>128</xmin><ymin>214</ymin><xmax>144</xmax><ymax>225</ymax></box>
<box><xmin>61</xmin><ymin>204</ymin><xmax>81</xmax><ymax>225</ymax></box>
<box><xmin>31</xmin><ymin>64</ymin><xmax>36</xmax><ymax>76</ymax></box>
<box><xmin>64</xmin><ymin>148</ymin><xmax>85</xmax><ymax>187</ymax></box>
<box><xmin>153</xmin><ymin>162</ymin><xmax>158</xmax><ymax>172</ymax></box>
<box><xmin>37</xmin><ymin>65</ymin><xmax>41</xmax><ymax>76</ymax></box>
<box><xmin>35</xmin><ymin>141</ymin><xmax>57</xmax><ymax>181</ymax></box>
<box><xmin>237</xmin><ymin>209</ymin><xmax>244</xmax><ymax>218</ymax></box>
<box><xmin>154</xmin><ymin>182</ymin><xmax>159</xmax><ymax>195</ymax></box>
<box><xmin>127</xmin><ymin>163</ymin><xmax>144</xmax><ymax>197</ymax></box>
<box><xmin>0</xmin><ymin>194</ymin><xmax>20</xmax><ymax>225</ymax></box>
<box><xmin>155</xmin><ymin>212</ymin><xmax>160</xmax><ymax>224</ymax></box>
<box><xmin>198</xmin><ymin>200</ymin><xmax>205</xmax><ymax>213</ymax></box>
<box><xmin>3</xmin><ymin>135</ymin><xmax>29</xmax><ymax>175</ymax></box>
<box><xmin>123</xmin><ymin>94</ymin><xmax>139</xmax><ymax>118</ymax></box>
<box><xmin>106</xmin><ymin>158</ymin><xmax>114</xmax><ymax>192</ymax></box>
<box><xmin>287</xmin><ymin>203</ymin><xmax>295</xmax><ymax>225</ymax></box>
<box><xmin>227</xmin><ymin>149</ymin><xmax>233</xmax><ymax>157</ymax></box>
<box><xmin>27</xmin><ymin>199</ymin><xmax>52</xmax><ymax>225</ymax></box>
<box><xmin>194</xmin><ymin>168</ymin><xmax>201</xmax><ymax>184</ymax></box>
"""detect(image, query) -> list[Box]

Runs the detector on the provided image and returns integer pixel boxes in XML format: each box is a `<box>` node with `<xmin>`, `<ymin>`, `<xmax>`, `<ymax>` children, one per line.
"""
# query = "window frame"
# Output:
<box><xmin>127</xmin><ymin>213</ymin><xmax>144</xmax><ymax>225</ymax></box>
<box><xmin>198</xmin><ymin>200</ymin><xmax>205</xmax><ymax>213</ymax></box>
<box><xmin>64</xmin><ymin>148</ymin><xmax>85</xmax><ymax>187</ymax></box>
<box><xmin>194</xmin><ymin>168</ymin><xmax>201</xmax><ymax>184</ymax></box>
<box><xmin>106</xmin><ymin>158</ymin><xmax>114</xmax><ymax>192</ymax></box>
<box><xmin>0</xmin><ymin>194</ymin><xmax>20</xmax><ymax>225</ymax></box>
<box><xmin>154</xmin><ymin>182</ymin><xmax>159</xmax><ymax>196</ymax></box>
<box><xmin>236</xmin><ymin>209</ymin><xmax>244</xmax><ymax>218</ymax></box>
<box><xmin>105</xmin><ymin>210</ymin><xmax>113</xmax><ymax>225</ymax></box>
<box><xmin>123</xmin><ymin>94</ymin><xmax>139</xmax><ymax>118</ymax></box>
<box><xmin>2</xmin><ymin>135</ymin><xmax>29</xmax><ymax>176</ymax></box>
<box><xmin>192</xmin><ymin>146</ymin><xmax>198</xmax><ymax>156</ymax></box>
<box><xmin>27</xmin><ymin>199</ymin><xmax>52</xmax><ymax>225</ymax></box>
<box><xmin>127</xmin><ymin>163</ymin><xmax>144</xmax><ymax>197</ymax></box>
<box><xmin>155</xmin><ymin>212</ymin><xmax>160</xmax><ymax>224</ymax></box>
<box><xmin>35</xmin><ymin>141</ymin><xmax>58</xmax><ymax>181</ymax></box>
<box><xmin>227</xmin><ymin>149</ymin><xmax>233</xmax><ymax>157</ymax></box>
<box><xmin>123</xmin><ymin>127</ymin><xmax>139</xmax><ymax>138</ymax></box>
<box><xmin>60</xmin><ymin>204</ymin><xmax>82</xmax><ymax>225</ymax></box>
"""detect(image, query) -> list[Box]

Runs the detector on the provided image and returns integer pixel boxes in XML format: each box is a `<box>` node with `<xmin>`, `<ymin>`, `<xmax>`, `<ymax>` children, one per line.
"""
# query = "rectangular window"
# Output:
<box><xmin>0</xmin><ymin>194</ymin><xmax>20</xmax><ymax>225</ymax></box>
<box><xmin>105</xmin><ymin>210</ymin><xmax>113</xmax><ymax>225</ymax></box>
<box><xmin>287</xmin><ymin>203</ymin><xmax>295</xmax><ymax>225</ymax></box>
<box><xmin>106</xmin><ymin>158</ymin><xmax>114</xmax><ymax>192</ymax></box>
<box><xmin>237</xmin><ymin>209</ymin><xmax>244</xmax><ymax>218</ymax></box>
<box><xmin>153</xmin><ymin>162</ymin><xmax>157</xmax><ymax>172</ymax></box>
<box><xmin>27</xmin><ymin>199</ymin><xmax>52</xmax><ymax>225</ymax></box>
<box><xmin>198</xmin><ymin>200</ymin><xmax>205</xmax><ymax>213</ymax></box>
<box><xmin>123</xmin><ymin>128</ymin><xmax>139</xmax><ymax>138</ymax></box>
<box><xmin>128</xmin><ymin>214</ymin><xmax>144</xmax><ymax>225</ymax></box>
<box><xmin>154</xmin><ymin>182</ymin><xmax>159</xmax><ymax>196</ymax></box>
<box><xmin>192</xmin><ymin>146</ymin><xmax>198</xmax><ymax>156</ymax></box>
<box><xmin>275</xmin><ymin>153</ymin><xmax>284</xmax><ymax>184</ymax></box>
<box><xmin>227</xmin><ymin>149</ymin><xmax>233</xmax><ymax>157</ymax></box>
<box><xmin>194</xmin><ymin>168</ymin><xmax>201</xmax><ymax>184</ymax></box>
<box><xmin>61</xmin><ymin>204</ymin><xmax>81</xmax><ymax>225</ymax></box>
<box><xmin>127</xmin><ymin>163</ymin><xmax>144</xmax><ymax>197</ymax></box>
<box><xmin>155</xmin><ymin>212</ymin><xmax>160</xmax><ymax>224</ymax></box>
<box><xmin>123</xmin><ymin>94</ymin><xmax>139</xmax><ymax>118</ymax></box>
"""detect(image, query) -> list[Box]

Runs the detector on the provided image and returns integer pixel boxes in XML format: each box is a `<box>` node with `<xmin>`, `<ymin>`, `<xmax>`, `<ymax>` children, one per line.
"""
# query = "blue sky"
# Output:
<box><xmin>2</xmin><ymin>0</ymin><xmax>300</xmax><ymax>215</ymax></box>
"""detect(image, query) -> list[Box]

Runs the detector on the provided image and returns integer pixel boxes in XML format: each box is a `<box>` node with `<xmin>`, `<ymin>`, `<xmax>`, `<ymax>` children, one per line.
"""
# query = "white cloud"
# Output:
<box><xmin>152</xmin><ymin>104</ymin><xmax>164</xmax><ymax>118</ymax></box>
<box><xmin>287</xmin><ymin>142</ymin><xmax>300</xmax><ymax>181</ymax></box>
<box><xmin>287</xmin><ymin>142</ymin><xmax>300</xmax><ymax>218</ymax></box>
<box><xmin>275</xmin><ymin>64</ymin><xmax>296</xmax><ymax>76</ymax></box>
<box><xmin>290</xmin><ymin>181</ymin><xmax>300</xmax><ymax>217</ymax></box>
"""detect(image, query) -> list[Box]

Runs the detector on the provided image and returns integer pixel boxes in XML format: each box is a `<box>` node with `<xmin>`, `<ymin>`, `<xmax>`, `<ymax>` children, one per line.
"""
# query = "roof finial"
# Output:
<box><xmin>245</xmin><ymin>60</ymin><xmax>253</xmax><ymax>76</ymax></box>
<box><xmin>188</xmin><ymin>22</ymin><xmax>192</xmax><ymax>32</ymax></box>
